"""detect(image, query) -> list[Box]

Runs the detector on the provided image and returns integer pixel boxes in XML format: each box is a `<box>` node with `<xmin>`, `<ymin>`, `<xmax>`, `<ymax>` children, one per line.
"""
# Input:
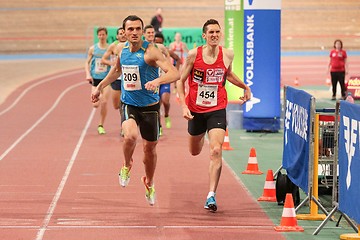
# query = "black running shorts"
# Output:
<box><xmin>188</xmin><ymin>109</ymin><xmax>227</xmax><ymax>136</ymax></box>
<box><xmin>120</xmin><ymin>102</ymin><xmax>160</xmax><ymax>141</ymax></box>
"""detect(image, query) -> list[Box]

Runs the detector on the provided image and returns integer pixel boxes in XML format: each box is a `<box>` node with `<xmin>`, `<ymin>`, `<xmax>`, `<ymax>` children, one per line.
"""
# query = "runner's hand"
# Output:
<box><xmin>182</xmin><ymin>106</ymin><xmax>193</xmax><ymax>120</ymax></box>
<box><xmin>144</xmin><ymin>79</ymin><xmax>159</xmax><ymax>92</ymax></box>
<box><xmin>91</xmin><ymin>89</ymin><xmax>100</xmax><ymax>103</ymax></box>
<box><xmin>240</xmin><ymin>88</ymin><xmax>251</xmax><ymax>104</ymax></box>
<box><xmin>86</xmin><ymin>77</ymin><xmax>93</xmax><ymax>85</ymax></box>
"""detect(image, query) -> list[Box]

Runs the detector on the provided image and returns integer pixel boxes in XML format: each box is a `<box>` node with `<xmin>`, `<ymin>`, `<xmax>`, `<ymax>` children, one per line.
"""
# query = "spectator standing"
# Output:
<box><xmin>327</xmin><ymin>39</ymin><xmax>348</xmax><ymax>100</ymax></box>
<box><xmin>150</xmin><ymin>7</ymin><xmax>163</xmax><ymax>33</ymax></box>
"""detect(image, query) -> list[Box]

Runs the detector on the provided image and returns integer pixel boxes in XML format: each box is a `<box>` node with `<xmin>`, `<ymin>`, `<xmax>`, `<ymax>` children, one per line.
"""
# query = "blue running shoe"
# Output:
<box><xmin>204</xmin><ymin>196</ymin><xmax>217</xmax><ymax>212</ymax></box>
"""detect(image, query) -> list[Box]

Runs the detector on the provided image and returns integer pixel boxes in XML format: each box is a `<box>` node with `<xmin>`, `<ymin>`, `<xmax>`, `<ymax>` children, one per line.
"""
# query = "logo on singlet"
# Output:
<box><xmin>193</xmin><ymin>69</ymin><xmax>204</xmax><ymax>84</ymax></box>
<box><xmin>206</xmin><ymin>68</ymin><xmax>224</xmax><ymax>83</ymax></box>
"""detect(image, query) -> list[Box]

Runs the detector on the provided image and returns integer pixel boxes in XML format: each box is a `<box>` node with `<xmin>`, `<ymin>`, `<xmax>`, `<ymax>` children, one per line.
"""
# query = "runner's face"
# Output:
<box><xmin>154</xmin><ymin>37</ymin><xmax>163</xmax><ymax>44</ymax></box>
<box><xmin>124</xmin><ymin>20</ymin><xmax>143</xmax><ymax>44</ymax></box>
<box><xmin>117</xmin><ymin>29</ymin><xmax>127</xmax><ymax>42</ymax></box>
<box><xmin>203</xmin><ymin>24</ymin><xmax>221</xmax><ymax>46</ymax></box>
<box><xmin>175</xmin><ymin>33</ymin><xmax>182</xmax><ymax>42</ymax></box>
<box><xmin>144</xmin><ymin>28</ymin><xmax>155</xmax><ymax>42</ymax></box>
<box><xmin>97</xmin><ymin>30</ymin><xmax>107</xmax><ymax>43</ymax></box>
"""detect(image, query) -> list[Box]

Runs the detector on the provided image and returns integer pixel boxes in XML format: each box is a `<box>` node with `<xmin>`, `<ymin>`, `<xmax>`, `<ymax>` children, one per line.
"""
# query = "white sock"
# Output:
<box><xmin>207</xmin><ymin>191</ymin><xmax>216</xmax><ymax>199</ymax></box>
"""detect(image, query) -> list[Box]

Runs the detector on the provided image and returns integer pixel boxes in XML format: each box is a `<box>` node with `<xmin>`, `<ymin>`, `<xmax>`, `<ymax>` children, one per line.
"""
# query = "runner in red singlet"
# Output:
<box><xmin>169</xmin><ymin>32</ymin><xmax>189</xmax><ymax>67</ymax></box>
<box><xmin>176</xmin><ymin>19</ymin><xmax>251</xmax><ymax>212</ymax></box>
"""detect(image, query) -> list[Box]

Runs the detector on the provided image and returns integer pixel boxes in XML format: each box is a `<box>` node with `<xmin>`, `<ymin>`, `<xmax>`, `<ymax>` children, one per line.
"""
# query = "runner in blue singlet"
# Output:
<box><xmin>91</xmin><ymin>15</ymin><xmax>179</xmax><ymax>206</ymax></box>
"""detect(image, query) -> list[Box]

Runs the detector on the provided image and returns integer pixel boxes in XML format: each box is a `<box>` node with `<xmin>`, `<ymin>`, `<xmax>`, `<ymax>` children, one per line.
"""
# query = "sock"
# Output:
<box><xmin>207</xmin><ymin>191</ymin><xmax>216</xmax><ymax>199</ymax></box>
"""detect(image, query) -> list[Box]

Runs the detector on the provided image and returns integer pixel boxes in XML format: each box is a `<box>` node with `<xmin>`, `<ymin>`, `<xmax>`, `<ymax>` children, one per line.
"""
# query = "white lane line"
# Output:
<box><xmin>0</xmin><ymin>225</ymin><xmax>342</xmax><ymax>230</ymax></box>
<box><xmin>0</xmin><ymin>69</ymin><xmax>83</xmax><ymax>116</ymax></box>
<box><xmin>0</xmin><ymin>81</ymin><xmax>86</xmax><ymax>161</ymax></box>
<box><xmin>47</xmin><ymin>225</ymin><xmax>274</xmax><ymax>229</ymax></box>
<box><xmin>35</xmin><ymin>108</ymin><xmax>96</xmax><ymax>240</ymax></box>
<box><xmin>222</xmin><ymin>158</ymin><xmax>258</xmax><ymax>202</ymax></box>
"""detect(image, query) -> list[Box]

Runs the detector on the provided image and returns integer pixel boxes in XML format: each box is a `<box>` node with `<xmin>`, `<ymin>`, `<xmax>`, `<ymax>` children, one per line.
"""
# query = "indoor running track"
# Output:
<box><xmin>0</xmin><ymin>68</ymin><xmax>284</xmax><ymax>240</ymax></box>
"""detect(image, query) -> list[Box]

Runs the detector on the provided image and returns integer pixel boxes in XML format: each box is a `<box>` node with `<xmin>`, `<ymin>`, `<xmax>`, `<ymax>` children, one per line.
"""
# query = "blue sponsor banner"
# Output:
<box><xmin>243</xmin><ymin>0</ymin><xmax>281</xmax><ymax>131</ymax></box>
<box><xmin>339</xmin><ymin>101</ymin><xmax>360</xmax><ymax>224</ymax></box>
<box><xmin>282</xmin><ymin>87</ymin><xmax>311</xmax><ymax>194</ymax></box>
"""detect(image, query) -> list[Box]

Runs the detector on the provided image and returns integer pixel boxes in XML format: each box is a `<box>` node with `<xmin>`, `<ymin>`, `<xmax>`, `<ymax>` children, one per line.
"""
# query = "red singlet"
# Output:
<box><xmin>171</xmin><ymin>42</ymin><xmax>185</xmax><ymax>64</ymax></box>
<box><xmin>186</xmin><ymin>46</ymin><xmax>228</xmax><ymax>113</ymax></box>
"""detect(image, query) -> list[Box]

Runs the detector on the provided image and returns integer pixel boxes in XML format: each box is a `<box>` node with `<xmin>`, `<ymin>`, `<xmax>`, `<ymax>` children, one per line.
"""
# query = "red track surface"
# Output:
<box><xmin>0</xmin><ymin>68</ymin><xmax>285</xmax><ymax>240</ymax></box>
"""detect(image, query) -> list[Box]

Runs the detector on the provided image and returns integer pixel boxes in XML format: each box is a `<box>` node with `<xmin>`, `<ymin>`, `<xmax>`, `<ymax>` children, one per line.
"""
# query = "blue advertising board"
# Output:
<box><xmin>282</xmin><ymin>87</ymin><xmax>312</xmax><ymax>194</ymax></box>
<box><xmin>242</xmin><ymin>0</ymin><xmax>281</xmax><ymax>131</ymax></box>
<box><xmin>339</xmin><ymin>101</ymin><xmax>360</xmax><ymax>224</ymax></box>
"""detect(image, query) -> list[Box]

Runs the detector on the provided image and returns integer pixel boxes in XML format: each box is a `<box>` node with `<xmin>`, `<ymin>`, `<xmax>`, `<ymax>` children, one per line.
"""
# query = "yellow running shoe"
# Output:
<box><xmin>119</xmin><ymin>166</ymin><xmax>130</xmax><ymax>187</ymax></box>
<box><xmin>141</xmin><ymin>176</ymin><xmax>156</xmax><ymax>206</ymax></box>
<box><xmin>97</xmin><ymin>125</ymin><xmax>106</xmax><ymax>135</ymax></box>
<box><xmin>165</xmin><ymin>116</ymin><xmax>171</xmax><ymax>129</ymax></box>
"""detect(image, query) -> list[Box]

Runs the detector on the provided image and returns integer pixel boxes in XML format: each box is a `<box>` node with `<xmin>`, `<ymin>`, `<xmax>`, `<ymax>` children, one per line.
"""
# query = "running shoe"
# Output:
<box><xmin>165</xmin><ymin>116</ymin><xmax>171</xmax><ymax>129</ymax></box>
<box><xmin>97</xmin><ymin>125</ymin><xmax>106</xmax><ymax>135</ymax></box>
<box><xmin>159</xmin><ymin>126</ymin><xmax>163</xmax><ymax>137</ymax></box>
<box><xmin>119</xmin><ymin>166</ymin><xmax>130</xmax><ymax>187</ymax></box>
<box><xmin>141</xmin><ymin>176</ymin><xmax>156</xmax><ymax>206</ymax></box>
<box><xmin>204</xmin><ymin>196</ymin><xmax>217</xmax><ymax>212</ymax></box>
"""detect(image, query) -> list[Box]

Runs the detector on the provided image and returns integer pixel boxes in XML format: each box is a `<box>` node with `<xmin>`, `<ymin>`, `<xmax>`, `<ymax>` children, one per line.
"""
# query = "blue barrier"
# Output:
<box><xmin>282</xmin><ymin>86</ymin><xmax>312</xmax><ymax>194</ymax></box>
<box><xmin>339</xmin><ymin>101</ymin><xmax>360</xmax><ymax>224</ymax></box>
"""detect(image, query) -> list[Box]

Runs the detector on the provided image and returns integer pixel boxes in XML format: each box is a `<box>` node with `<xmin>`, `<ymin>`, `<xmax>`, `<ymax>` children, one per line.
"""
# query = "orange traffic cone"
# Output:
<box><xmin>242</xmin><ymin>148</ymin><xmax>262</xmax><ymax>174</ymax></box>
<box><xmin>294</xmin><ymin>77</ymin><xmax>299</xmax><ymax>86</ymax></box>
<box><xmin>274</xmin><ymin>193</ymin><xmax>304</xmax><ymax>232</ymax></box>
<box><xmin>325</xmin><ymin>78</ymin><xmax>331</xmax><ymax>86</ymax></box>
<box><xmin>222</xmin><ymin>128</ymin><xmax>233</xmax><ymax>150</ymax></box>
<box><xmin>258</xmin><ymin>169</ymin><xmax>277</xmax><ymax>202</ymax></box>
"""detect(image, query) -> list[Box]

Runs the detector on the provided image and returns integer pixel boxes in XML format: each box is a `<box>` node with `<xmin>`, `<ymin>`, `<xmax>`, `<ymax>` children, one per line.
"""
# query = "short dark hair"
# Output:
<box><xmin>122</xmin><ymin>15</ymin><xmax>144</xmax><ymax>30</ymax></box>
<box><xmin>117</xmin><ymin>27</ymin><xmax>123</xmax><ymax>34</ymax></box>
<box><xmin>202</xmin><ymin>19</ymin><xmax>220</xmax><ymax>33</ymax></box>
<box><xmin>144</xmin><ymin>24</ymin><xmax>154</xmax><ymax>32</ymax></box>
<box><xmin>97</xmin><ymin>26</ymin><xmax>107</xmax><ymax>34</ymax></box>
<box><xmin>155</xmin><ymin>32</ymin><xmax>164</xmax><ymax>42</ymax></box>
<box><xmin>333</xmin><ymin>39</ymin><xmax>343</xmax><ymax>49</ymax></box>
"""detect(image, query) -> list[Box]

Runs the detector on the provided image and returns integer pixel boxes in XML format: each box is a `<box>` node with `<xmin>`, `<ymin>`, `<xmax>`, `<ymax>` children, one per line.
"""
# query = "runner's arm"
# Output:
<box><xmin>101</xmin><ymin>43</ymin><xmax>115</xmax><ymax>66</ymax></box>
<box><xmin>176</xmin><ymin>49</ymin><xmax>196</xmax><ymax>120</ymax></box>
<box><xmin>91</xmin><ymin>51</ymin><xmax>122</xmax><ymax>103</ymax></box>
<box><xmin>226</xmin><ymin>64</ymin><xmax>251</xmax><ymax>102</ymax></box>
<box><xmin>176</xmin><ymin>48</ymin><xmax>196</xmax><ymax>108</ymax></box>
<box><xmin>169</xmin><ymin>49</ymin><xmax>181</xmax><ymax>70</ymax></box>
<box><xmin>144</xmin><ymin>45</ymin><xmax>180</xmax><ymax>91</ymax></box>
<box><xmin>85</xmin><ymin>46</ymin><xmax>94</xmax><ymax>83</ymax></box>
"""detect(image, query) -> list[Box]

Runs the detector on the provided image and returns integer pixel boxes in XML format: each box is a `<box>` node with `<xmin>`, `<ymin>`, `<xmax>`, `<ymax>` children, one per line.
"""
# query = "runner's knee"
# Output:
<box><xmin>210</xmin><ymin>145</ymin><xmax>222</xmax><ymax>159</ymax></box>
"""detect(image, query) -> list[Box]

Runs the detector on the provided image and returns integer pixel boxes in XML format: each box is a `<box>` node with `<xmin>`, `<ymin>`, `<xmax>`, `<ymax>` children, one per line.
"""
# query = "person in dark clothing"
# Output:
<box><xmin>150</xmin><ymin>7</ymin><xmax>163</xmax><ymax>33</ymax></box>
